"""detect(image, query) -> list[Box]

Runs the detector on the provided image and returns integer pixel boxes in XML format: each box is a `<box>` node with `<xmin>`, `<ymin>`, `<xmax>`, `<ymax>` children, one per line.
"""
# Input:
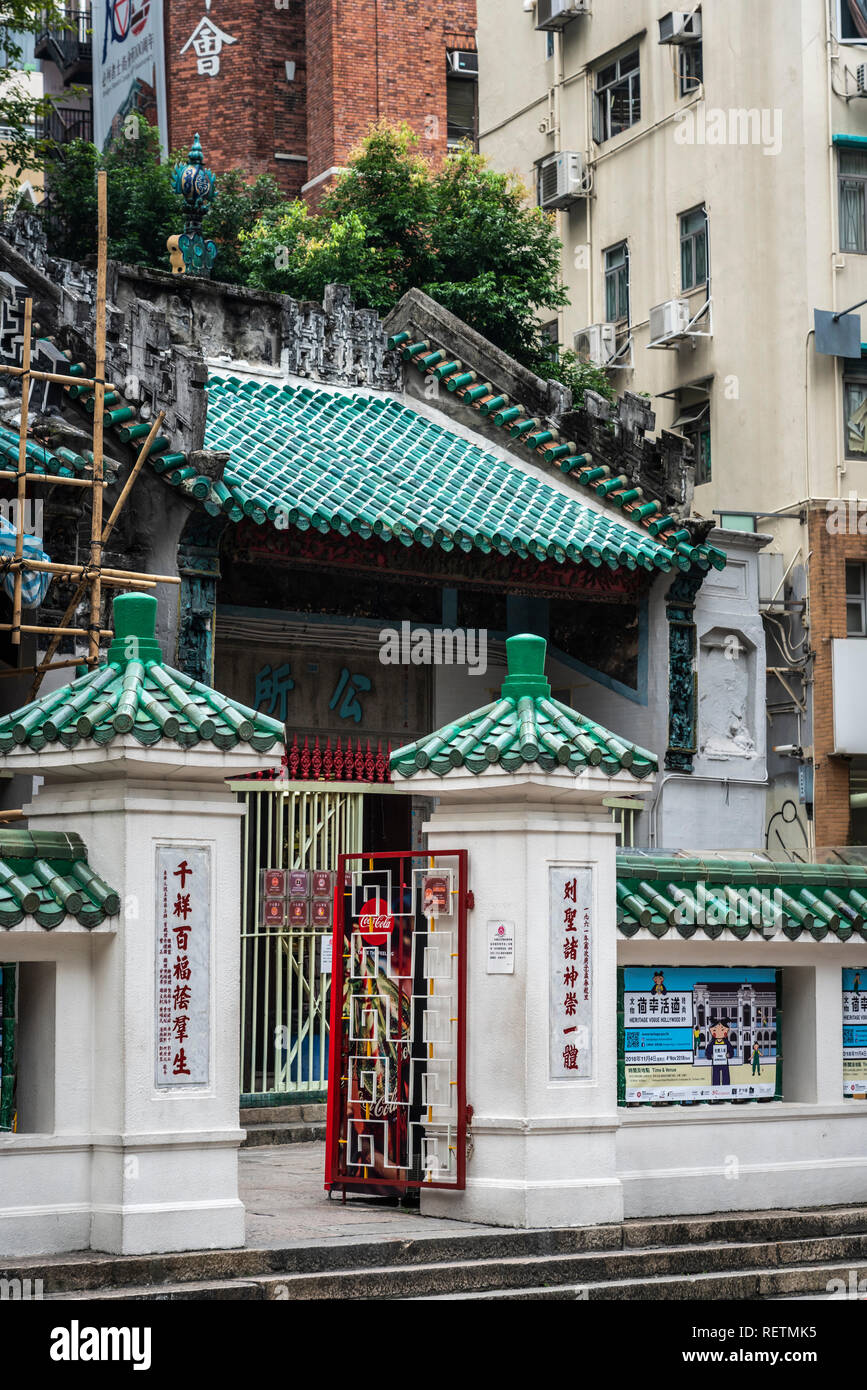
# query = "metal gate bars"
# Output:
<box><xmin>233</xmin><ymin>781</ymin><xmax>365</xmax><ymax>1099</ymax></box>
<box><xmin>326</xmin><ymin>850</ymin><xmax>468</xmax><ymax>1193</ymax></box>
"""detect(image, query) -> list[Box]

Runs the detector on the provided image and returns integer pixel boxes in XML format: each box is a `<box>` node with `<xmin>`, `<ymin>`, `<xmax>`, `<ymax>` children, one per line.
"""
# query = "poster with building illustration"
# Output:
<box><xmin>93</xmin><ymin>0</ymin><xmax>169</xmax><ymax>154</ymax></box>
<box><xmin>842</xmin><ymin>967</ymin><xmax>867</xmax><ymax>1097</ymax></box>
<box><xmin>622</xmin><ymin>966</ymin><xmax>779</xmax><ymax>1102</ymax></box>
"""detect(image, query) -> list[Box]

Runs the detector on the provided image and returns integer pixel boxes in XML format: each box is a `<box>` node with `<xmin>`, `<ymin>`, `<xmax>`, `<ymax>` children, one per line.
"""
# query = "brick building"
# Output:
<box><xmin>40</xmin><ymin>1</ymin><xmax>479</xmax><ymax>199</ymax></box>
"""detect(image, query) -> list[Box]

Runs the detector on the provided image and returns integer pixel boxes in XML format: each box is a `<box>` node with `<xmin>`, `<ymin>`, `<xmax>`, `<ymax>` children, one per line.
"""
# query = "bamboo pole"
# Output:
<box><xmin>0</xmin><ymin>659</ymin><xmax>89</xmax><ymax>678</ymax></box>
<box><xmin>0</xmin><ymin>471</ymin><xmax>109</xmax><ymax>488</ymax></box>
<box><xmin>10</xmin><ymin>298</ymin><xmax>31</xmax><ymax>646</ymax></box>
<box><xmin>8</xmin><ymin>559</ymin><xmax>177</xmax><ymax>584</ymax></box>
<box><xmin>0</xmin><ymin>624</ymin><xmax>113</xmax><ymax>636</ymax></box>
<box><xmin>0</xmin><ymin>809</ymin><xmax>24</xmax><ymax>820</ymax></box>
<box><xmin>0</xmin><ymin>365</ymin><xmax>118</xmax><ymax>391</ymax></box>
<box><xmin>89</xmin><ymin>169</ymin><xmax>107</xmax><ymax>667</ymax></box>
<box><xmin>102</xmin><ymin>410</ymin><xmax>165</xmax><ymax>544</ymax></box>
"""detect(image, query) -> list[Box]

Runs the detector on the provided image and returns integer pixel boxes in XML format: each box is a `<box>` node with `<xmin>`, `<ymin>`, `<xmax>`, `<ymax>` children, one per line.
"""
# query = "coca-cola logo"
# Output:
<box><xmin>356</xmin><ymin>896</ymin><xmax>394</xmax><ymax>944</ymax></box>
<box><xmin>370</xmin><ymin>1097</ymin><xmax>399</xmax><ymax>1118</ymax></box>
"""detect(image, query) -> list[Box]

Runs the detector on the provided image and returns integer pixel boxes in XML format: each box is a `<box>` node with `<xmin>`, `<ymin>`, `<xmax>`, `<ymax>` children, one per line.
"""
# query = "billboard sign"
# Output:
<box><xmin>621</xmin><ymin>966</ymin><xmax>780</xmax><ymax>1103</ymax></box>
<box><xmin>93</xmin><ymin>0</ymin><xmax>168</xmax><ymax>154</ymax></box>
<box><xmin>843</xmin><ymin>967</ymin><xmax>867</xmax><ymax>1097</ymax></box>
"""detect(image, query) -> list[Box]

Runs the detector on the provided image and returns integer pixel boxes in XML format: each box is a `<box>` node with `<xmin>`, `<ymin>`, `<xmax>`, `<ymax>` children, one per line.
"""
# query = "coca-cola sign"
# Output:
<box><xmin>356</xmin><ymin>896</ymin><xmax>394</xmax><ymax>944</ymax></box>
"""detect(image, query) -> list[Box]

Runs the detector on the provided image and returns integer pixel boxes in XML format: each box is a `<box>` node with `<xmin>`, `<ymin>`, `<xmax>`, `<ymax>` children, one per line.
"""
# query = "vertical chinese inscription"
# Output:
<box><xmin>155</xmin><ymin>847</ymin><xmax>211</xmax><ymax>1087</ymax></box>
<box><xmin>549</xmin><ymin>866</ymin><xmax>593</xmax><ymax>1080</ymax></box>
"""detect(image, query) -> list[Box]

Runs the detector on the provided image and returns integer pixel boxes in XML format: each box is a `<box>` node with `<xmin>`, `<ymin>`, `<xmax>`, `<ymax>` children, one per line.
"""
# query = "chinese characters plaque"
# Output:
<box><xmin>155</xmin><ymin>847</ymin><xmax>211</xmax><ymax>1087</ymax></box>
<box><xmin>549</xmin><ymin>866</ymin><xmax>592</xmax><ymax>1080</ymax></box>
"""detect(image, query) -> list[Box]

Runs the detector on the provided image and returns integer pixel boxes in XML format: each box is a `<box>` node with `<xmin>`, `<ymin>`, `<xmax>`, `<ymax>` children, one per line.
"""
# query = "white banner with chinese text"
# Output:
<box><xmin>549</xmin><ymin>865</ymin><xmax>593</xmax><ymax>1080</ymax></box>
<box><xmin>155</xmin><ymin>846</ymin><xmax>210</xmax><ymax>1087</ymax></box>
<box><xmin>93</xmin><ymin>0</ymin><xmax>168</xmax><ymax>154</ymax></box>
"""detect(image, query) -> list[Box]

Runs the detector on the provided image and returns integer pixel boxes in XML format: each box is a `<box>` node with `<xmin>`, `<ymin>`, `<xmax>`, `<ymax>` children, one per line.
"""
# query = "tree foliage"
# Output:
<box><xmin>39</xmin><ymin>118</ymin><xmax>574</xmax><ymax>382</ymax></box>
<box><xmin>0</xmin><ymin>3</ymin><xmax>84</xmax><ymax>197</ymax></box>
<box><xmin>240</xmin><ymin>123</ymin><xmax>568</xmax><ymax>370</ymax></box>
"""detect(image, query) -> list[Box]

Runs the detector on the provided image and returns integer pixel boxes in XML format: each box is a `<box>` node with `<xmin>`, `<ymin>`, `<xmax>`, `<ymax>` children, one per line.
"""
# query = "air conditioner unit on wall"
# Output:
<box><xmin>538</xmin><ymin>151</ymin><xmax>586</xmax><ymax>209</ymax></box>
<box><xmin>658</xmin><ymin>11</ymin><xmax>702</xmax><ymax>44</ymax></box>
<box><xmin>447</xmin><ymin>50</ymin><xmax>478</xmax><ymax>78</ymax></box>
<box><xmin>573</xmin><ymin>323</ymin><xmax>617</xmax><ymax>366</ymax></box>
<box><xmin>857</xmin><ymin>63</ymin><xmax>867</xmax><ymax>95</ymax></box>
<box><xmin>535</xmin><ymin>0</ymin><xmax>590</xmax><ymax>33</ymax></box>
<box><xmin>649</xmin><ymin>298</ymin><xmax>692</xmax><ymax>346</ymax></box>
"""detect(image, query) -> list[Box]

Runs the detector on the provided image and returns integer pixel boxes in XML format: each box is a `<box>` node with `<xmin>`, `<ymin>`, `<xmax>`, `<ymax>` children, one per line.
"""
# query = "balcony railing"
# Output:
<box><xmin>35</xmin><ymin>5</ymin><xmax>92</xmax><ymax>83</ymax></box>
<box><xmin>36</xmin><ymin>104</ymin><xmax>92</xmax><ymax>147</ymax></box>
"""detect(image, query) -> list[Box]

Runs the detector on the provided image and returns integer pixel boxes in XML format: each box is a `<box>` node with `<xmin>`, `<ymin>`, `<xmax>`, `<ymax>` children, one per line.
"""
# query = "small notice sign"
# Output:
<box><xmin>321</xmin><ymin>935</ymin><xmax>333</xmax><ymax>974</ymax></box>
<box><xmin>487</xmin><ymin>919</ymin><xmax>515</xmax><ymax>974</ymax></box>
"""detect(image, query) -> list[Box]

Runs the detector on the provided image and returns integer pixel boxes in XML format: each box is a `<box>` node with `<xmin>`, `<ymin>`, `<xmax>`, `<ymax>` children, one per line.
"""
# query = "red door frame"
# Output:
<box><xmin>325</xmin><ymin>849</ymin><xmax>468</xmax><ymax>1193</ymax></box>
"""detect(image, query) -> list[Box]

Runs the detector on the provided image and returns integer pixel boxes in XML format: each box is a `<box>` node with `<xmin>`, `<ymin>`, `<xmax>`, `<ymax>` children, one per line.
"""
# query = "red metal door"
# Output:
<box><xmin>325</xmin><ymin>849</ymin><xmax>468</xmax><ymax>1193</ymax></box>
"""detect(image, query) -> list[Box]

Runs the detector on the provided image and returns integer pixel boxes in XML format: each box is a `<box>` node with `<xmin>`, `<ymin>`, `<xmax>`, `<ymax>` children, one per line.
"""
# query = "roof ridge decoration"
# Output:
<box><xmin>387</xmin><ymin>329</ymin><xmax>727</xmax><ymax>574</ymax></box>
<box><xmin>0</xmin><ymin>826</ymin><xmax>119</xmax><ymax>929</ymax></box>
<box><xmin>45</xmin><ymin>349</ymin><xmax>723</xmax><ymax>578</ymax></box>
<box><xmin>390</xmin><ymin>633</ymin><xmax>657</xmax><ymax>780</ymax></box>
<box><xmin>0</xmin><ymin>592</ymin><xmax>285</xmax><ymax>754</ymax></box>
<box><xmin>616</xmin><ymin>850</ymin><xmax>867</xmax><ymax>941</ymax></box>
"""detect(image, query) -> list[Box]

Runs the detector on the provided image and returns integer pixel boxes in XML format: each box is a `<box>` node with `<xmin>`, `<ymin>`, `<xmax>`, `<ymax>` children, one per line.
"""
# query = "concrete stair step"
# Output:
<box><xmin>241</xmin><ymin>1121</ymin><xmax>327</xmax><ymax>1148</ymax></box>
<box><xmin>6</xmin><ymin>1206</ymin><xmax>867</xmax><ymax>1298</ymax></box>
<box><xmin>239</xmin><ymin>1105</ymin><xmax>326</xmax><ymax>1127</ymax></box>
<box><xmin>36</xmin><ymin>1237</ymin><xmax>867</xmax><ymax>1303</ymax></box>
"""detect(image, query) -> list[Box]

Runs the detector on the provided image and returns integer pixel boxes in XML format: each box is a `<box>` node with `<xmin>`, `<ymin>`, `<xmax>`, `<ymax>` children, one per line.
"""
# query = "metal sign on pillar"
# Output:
<box><xmin>325</xmin><ymin>849</ymin><xmax>469</xmax><ymax>1194</ymax></box>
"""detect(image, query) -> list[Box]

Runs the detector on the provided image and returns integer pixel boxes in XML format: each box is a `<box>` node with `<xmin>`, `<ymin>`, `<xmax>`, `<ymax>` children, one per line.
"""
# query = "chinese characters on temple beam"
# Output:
<box><xmin>155</xmin><ymin>847</ymin><xmax>211</xmax><ymax>1087</ymax></box>
<box><xmin>549</xmin><ymin>866</ymin><xmax>593</xmax><ymax>1080</ymax></box>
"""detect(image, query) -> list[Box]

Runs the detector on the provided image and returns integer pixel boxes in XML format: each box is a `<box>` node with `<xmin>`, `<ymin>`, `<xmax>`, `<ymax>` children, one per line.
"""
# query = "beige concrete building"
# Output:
<box><xmin>478</xmin><ymin>0</ymin><xmax>867</xmax><ymax>851</ymax></box>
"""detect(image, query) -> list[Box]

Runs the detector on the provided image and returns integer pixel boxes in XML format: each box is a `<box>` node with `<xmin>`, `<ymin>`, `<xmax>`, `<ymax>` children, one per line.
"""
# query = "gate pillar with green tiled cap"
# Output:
<box><xmin>388</xmin><ymin>633</ymin><xmax>657</xmax><ymax>1228</ymax></box>
<box><xmin>0</xmin><ymin>592</ymin><xmax>283</xmax><ymax>1257</ymax></box>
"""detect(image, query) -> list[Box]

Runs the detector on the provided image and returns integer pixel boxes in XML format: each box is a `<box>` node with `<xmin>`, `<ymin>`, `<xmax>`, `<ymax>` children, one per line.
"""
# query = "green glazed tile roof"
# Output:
<box><xmin>54</xmin><ymin>349</ymin><xmax>724</xmax><ymax>575</ymax></box>
<box><xmin>0</xmin><ymin>593</ymin><xmax>285</xmax><ymax>755</ymax></box>
<box><xmin>387</xmin><ymin>330</ymin><xmax>727</xmax><ymax>574</ymax></box>
<box><xmin>616</xmin><ymin>850</ymin><xmax>867</xmax><ymax>941</ymax></box>
<box><xmin>390</xmin><ymin>633</ymin><xmax>657</xmax><ymax>779</ymax></box>
<box><xmin>0</xmin><ymin>829</ymin><xmax>119</xmax><ymax>928</ymax></box>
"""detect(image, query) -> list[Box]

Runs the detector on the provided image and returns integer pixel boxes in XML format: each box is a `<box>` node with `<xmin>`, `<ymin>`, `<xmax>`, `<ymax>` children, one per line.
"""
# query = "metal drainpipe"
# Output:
<box><xmin>649</xmin><ymin>771</ymin><xmax>770</xmax><ymax>847</ymax></box>
<box><xmin>554</xmin><ymin>27</ymin><xmax>566</xmax><ymax>345</ymax></box>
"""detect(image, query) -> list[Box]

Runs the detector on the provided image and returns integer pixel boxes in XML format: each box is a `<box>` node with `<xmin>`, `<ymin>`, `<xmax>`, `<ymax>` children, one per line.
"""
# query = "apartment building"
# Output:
<box><xmin>478</xmin><ymin>0</ymin><xmax>867</xmax><ymax>851</ymax></box>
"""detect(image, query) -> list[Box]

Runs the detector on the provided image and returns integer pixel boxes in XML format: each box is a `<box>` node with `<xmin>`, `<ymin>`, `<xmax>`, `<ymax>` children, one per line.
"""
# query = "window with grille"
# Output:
<box><xmin>593</xmin><ymin>50</ymin><xmax>640</xmax><ymax>143</ymax></box>
<box><xmin>680</xmin><ymin>205</ymin><xmax>708</xmax><ymax>291</ymax></box>
<box><xmin>839</xmin><ymin>149</ymin><xmax>867</xmax><ymax>253</ymax></box>
<box><xmin>846</xmin><ymin>562</ymin><xmax>867</xmax><ymax>635</ymax></box>
<box><xmin>604</xmin><ymin>242</ymin><xmax>629</xmax><ymax>322</ymax></box>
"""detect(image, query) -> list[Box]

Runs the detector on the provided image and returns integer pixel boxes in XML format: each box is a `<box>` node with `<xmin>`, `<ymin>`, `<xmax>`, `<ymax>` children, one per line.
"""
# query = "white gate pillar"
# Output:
<box><xmin>389</xmin><ymin>634</ymin><xmax>656</xmax><ymax>1228</ymax></box>
<box><xmin>0</xmin><ymin>593</ymin><xmax>283</xmax><ymax>1255</ymax></box>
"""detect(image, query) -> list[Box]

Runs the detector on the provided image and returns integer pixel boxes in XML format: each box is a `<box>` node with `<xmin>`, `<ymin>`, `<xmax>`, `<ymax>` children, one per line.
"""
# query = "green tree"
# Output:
<box><xmin>240</xmin><ymin>123</ymin><xmax>568</xmax><ymax>371</ymax></box>
<box><xmin>201</xmin><ymin>169</ymin><xmax>288</xmax><ymax>285</ymax></box>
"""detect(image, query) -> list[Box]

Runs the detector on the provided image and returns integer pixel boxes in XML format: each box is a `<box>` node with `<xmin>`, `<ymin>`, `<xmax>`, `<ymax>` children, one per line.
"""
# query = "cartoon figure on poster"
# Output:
<box><xmin>705</xmin><ymin>1019</ymin><xmax>735</xmax><ymax>1087</ymax></box>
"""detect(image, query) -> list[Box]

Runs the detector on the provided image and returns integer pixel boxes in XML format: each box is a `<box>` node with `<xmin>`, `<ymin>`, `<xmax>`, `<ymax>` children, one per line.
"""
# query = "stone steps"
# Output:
<box><xmin>9</xmin><ymin>1204</ymin><xmax>867</xmax><ymax>1302</ymax></box>
<box><xmin>239</xmin><ymin>1104</ymin><xmax>327</xmax><ymax>1148</ymax></box>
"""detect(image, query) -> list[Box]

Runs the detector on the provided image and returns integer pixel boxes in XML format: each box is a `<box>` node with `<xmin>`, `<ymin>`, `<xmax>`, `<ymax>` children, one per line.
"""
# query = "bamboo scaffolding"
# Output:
<box><xmin>0</xmin><ymin>472</ymin><xmax>109</xmax><ymax>489</ymax></box>
<box><xmin>1</xmin><ymin>173</ymin><xmax>183</xmax><ymax>702</ymax></box>
<box><xmin>0</xmin><ymin>659</ymin><xmax>89</xmax><ymax>678</ymax></box>
<box><xmin>89</xmin><ymin>170</ymin><xmax>108</xmax><ymax>667</ymax></box>
<box><xmin>0</xmin><ymin>365</ymin><xmax>118</xmax><ymax>391</ymax></box>
<box><xmin>10</xmin><ymin>297</ymin><xmax>31</xmax><ymax>645</ymax></box>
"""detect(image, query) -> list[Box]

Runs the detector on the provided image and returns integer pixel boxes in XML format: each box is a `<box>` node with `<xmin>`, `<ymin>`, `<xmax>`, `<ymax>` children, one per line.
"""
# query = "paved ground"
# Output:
<box><xmin>240</xmin><ymin>1141</ymin><xmax>491</xmax><ymax>1247</ymax></box>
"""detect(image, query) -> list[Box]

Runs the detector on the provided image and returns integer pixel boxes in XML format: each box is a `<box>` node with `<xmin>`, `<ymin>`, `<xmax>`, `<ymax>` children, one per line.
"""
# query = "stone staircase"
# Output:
<box><xmin>3</xmin><ymin>1207</ymin><xmax>867</xmax><ymax>1301</ymax></box>
<box><xmin>240</xmin><ymin>1104</ymin><xmax>327</xmax><ymax>1148</ymax></box>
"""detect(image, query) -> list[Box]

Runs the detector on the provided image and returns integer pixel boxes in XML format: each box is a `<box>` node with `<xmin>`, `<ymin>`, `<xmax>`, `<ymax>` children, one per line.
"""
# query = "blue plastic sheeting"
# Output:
<box><xmin>0</xmin><ymin>513</ymin><xmax>51</xmax><ymax>608</ymax></box>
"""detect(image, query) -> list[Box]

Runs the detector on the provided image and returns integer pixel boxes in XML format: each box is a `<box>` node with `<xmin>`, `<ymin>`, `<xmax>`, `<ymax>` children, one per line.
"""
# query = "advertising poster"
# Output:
<box><xmin>93</xmin><ymin>0</ymin><xmax>169</xmax><ymax>153</ymax></box>
<box><xmin>622</xmin><ymin>966</ymin><xmax>779</xmax><ymax>1102</ymax></box>
<box><xmin>843</xmin><ymin>967</ymin><xmax>867</xmax><ymax>1097</ymax></box>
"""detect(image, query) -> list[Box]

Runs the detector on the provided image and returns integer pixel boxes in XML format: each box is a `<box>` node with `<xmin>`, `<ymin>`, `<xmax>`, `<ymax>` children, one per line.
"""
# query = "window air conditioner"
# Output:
<box><xmin>573</xmin><ymin>323</ymin><xmax>617</xmax><ymax>366</ymax></box>
<box><xmin>535</xmin><ymin>0</ymin><xmax>590</xmax><ymax>32</ymax></box>
<box><xmin>447</xmin><ymin>50</ymin><xmax>479</xmax><ymax>78</ymax></box>
<box><xmin>538</xmin><ymin>151</ymin><xmax>586</xmax><ymax>209</ymax></box>
<box><xmin>658</xmin><ymin>11</ymin><xmax>702</xmax><ymax>44</ymax></box>
<box><xmin>649</xmin><ymin>298</ymin><xmax>692</xmax><ymax>346</ymax></box>
<box><xmin>857</xmin><ymin>63</ymin><xmax>867</xmax><ymax>95</ymax></box>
